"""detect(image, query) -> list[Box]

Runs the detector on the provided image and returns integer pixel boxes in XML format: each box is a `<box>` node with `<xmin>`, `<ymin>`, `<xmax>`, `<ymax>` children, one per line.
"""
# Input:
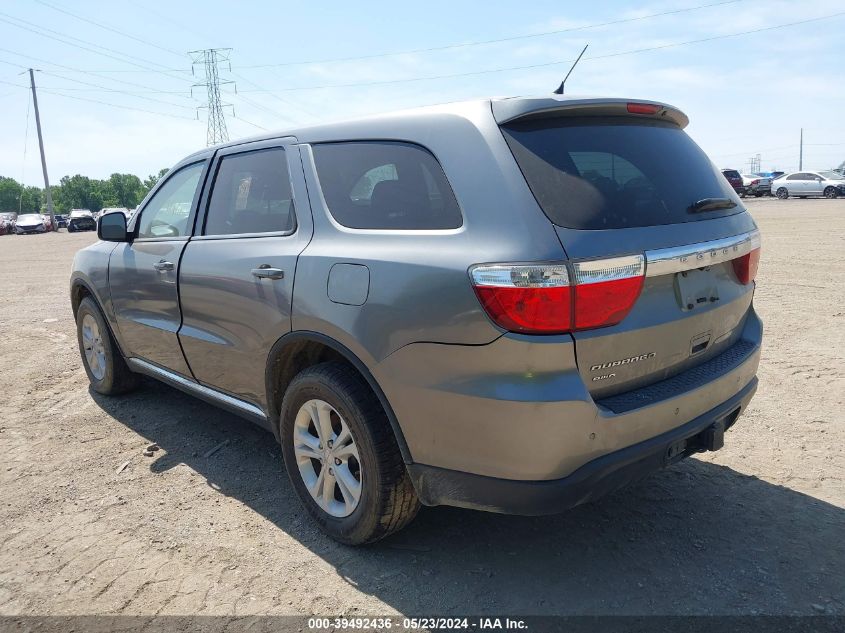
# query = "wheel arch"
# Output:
<box><xmin>265</xmin><ymin>331</ymin><xmax>412</xmax><ymax>463</ymax></box>
<box><xmin>70</xmin><ymin>278</ymin><xmax>128</xmax><ymax>358</ymax></box>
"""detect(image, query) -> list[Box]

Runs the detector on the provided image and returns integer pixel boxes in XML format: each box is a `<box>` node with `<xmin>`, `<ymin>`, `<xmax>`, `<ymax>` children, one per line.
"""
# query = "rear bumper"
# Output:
<box><xmin>408</xmin><ymin>377</ymin><xmax>756</xmax><ymax>514</ymax></box>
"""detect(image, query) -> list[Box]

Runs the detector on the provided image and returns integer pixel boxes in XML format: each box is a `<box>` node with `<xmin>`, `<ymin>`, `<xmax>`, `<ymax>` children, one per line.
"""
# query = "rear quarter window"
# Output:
<box><xmin>311</xmin><ymin>141</ymin><xmax>462</xmax><ymax>230</ymax></box>
<box><xmin>501</xmin><ymin>117</ymin><xmax>742</xmax><ymax>230</ymax></box>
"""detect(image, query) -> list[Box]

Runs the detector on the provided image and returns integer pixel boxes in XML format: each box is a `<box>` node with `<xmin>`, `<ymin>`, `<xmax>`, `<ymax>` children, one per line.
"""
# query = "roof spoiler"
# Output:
<box><xmin>492</xmin><ymin>97</ymin><xmax>689</xmax><ymax>128</ymax></box>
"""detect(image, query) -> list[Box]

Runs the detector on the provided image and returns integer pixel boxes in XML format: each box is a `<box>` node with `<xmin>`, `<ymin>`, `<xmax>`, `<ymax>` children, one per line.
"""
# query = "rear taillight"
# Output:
<box><xmin>470</xmin><ymin>264</ymin><xmax>572</xmax><ymax>333</ymax></box>
<box><xmin>470</xmin><ymin>255</ymin><xmax>644</xmax><ymax>335</ymax></box>
<box><xmin>751</xmin><ymin>179</ymin><xmax>760</xmax><ymax>186</ymax></box>
<box><xmin>626</xmin><ymin>102</ymin><xmax>661</xmax><ymax>115</ymax></box>
<box><xmin>732</xmin><ymin>247</ymin><xmax>760</xmax><ymax>284</ymax></box>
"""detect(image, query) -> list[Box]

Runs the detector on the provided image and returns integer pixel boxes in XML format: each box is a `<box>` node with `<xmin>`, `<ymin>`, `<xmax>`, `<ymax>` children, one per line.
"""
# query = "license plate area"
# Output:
<box><xmin>674</xmin><ymin>268</ymin><xmax>720</xmax><ymax>312</ymax></box>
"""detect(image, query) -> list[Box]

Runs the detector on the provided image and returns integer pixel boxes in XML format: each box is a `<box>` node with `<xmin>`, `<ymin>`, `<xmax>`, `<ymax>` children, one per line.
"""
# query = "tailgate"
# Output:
<box><xmin>559</xmin><ymin>225</ymin><xmax>760</xmax><ymax>397</ymax></box>
<box><xmin>498</xmin><ymin>100</ymin><xmax>761</xmax><ymax>397</ymax></box>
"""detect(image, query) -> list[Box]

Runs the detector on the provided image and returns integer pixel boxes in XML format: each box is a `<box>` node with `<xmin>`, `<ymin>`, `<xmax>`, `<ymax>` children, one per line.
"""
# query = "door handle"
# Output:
<box><xmin>153</xmin><ymin>260</ymin><xmax>175</xmax><ymax>272</ymax></box>
<box><xmin>251</xmin><ymin>265</ymin><xmax>285</xmax><ymax>280</ymax></box>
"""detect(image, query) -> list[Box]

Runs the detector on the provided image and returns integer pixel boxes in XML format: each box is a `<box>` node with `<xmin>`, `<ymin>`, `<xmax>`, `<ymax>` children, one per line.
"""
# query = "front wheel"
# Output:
<box><xmin>279</xmin><ymin>362</ymin><xmax>419</xmax><ymax>545</ymax></box>
<box><xmin>824</xmin><ymin>186</ymin><xmax>838</xmax><ymax>199</ymax></box>
<box><xmin>76</xmin><ymin>297</ymin><xmax>139</xmax><ymax>395</ymax></box>
<box><xmin>776</xmin><ymin>187</ymin><xmax>789</xmax><ymax>199</ymax></box>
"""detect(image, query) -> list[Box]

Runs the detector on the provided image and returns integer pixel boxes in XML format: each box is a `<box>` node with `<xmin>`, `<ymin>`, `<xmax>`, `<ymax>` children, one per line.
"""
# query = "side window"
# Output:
<box><xmin>786</xmin><ymin>174</ymin><xmax>801</xmax><ymax>181</ymax></box>
<box><xmin>204</xmin><ymin>148</ymin><xmax>295</xmax><ymax>236</ymax></box>
<box><xmin>312</xmin><ymin>141</ymin><xmax>462</xmax><ymax>230</ymax></box>
<box><xmin>137</xmin><ymin>162</ymin><xmax>203</xmax><ymax>239</ymax></box>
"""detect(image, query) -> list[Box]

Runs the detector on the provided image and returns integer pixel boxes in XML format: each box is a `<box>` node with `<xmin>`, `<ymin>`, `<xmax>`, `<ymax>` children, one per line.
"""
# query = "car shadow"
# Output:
<box><xmin>90</xmin><ymin>379</ymin><xmax>844</xmax><ymax>616</ymax></box>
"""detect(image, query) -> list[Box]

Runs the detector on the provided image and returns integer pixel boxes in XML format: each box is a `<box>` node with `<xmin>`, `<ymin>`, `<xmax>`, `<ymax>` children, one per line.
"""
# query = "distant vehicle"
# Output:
<box><xmin>15</xmin><ymin>213</ymin><xmax>47</xmax><ymax>234</ymax></box>
<box><xmin>55</xmin><ymin>214</ymin><xmax>68</xmax><ymax>229</ymax></box>
<box><xmin>741</xmin><ymin>174</ymin><xmax>771</xmax><ymax>197</ymax></box>
<box><xmin>773</xmin><ymin>171</ymin><xmax>845</xmax><ymax>199</ymax></box>
<box><xmin>98</xmin><ymin>207</ymin><xmax>132</xmax><ymax>219</ymax></box>
<box><xmin>68</xmin><ymin>209</ymin><xmax>96</xmax><ymax>232</ymax></box>
<box><xmin>755</xmin><ymin>171</ymin><xmax>784</xmax><ymax>182</ymax></box>
<box><xmin>721</xmin><ymin>169</ymin><xmax>746</xmax><ymax>195</ymax></box>
<box><xmin>0</xmin><ymin>212</ymin><xmax>16</xmax><ymax>235</ymax></box>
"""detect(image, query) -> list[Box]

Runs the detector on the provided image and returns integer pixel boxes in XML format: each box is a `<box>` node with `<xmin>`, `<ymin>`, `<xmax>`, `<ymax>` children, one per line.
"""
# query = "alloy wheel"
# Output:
<box><xmin>292</xmin><ymin>399</ymin><xmax>363</xmax><ymax>517</ymax></box>
<box><xmin>81</xmin><ymin>314</ymin><xmax>106</xmax><ymax>381</ymax></box>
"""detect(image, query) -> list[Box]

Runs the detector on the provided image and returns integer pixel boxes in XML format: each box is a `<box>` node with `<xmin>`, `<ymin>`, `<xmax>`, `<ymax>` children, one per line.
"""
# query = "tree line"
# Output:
<box><xmin>0</xmin><ymin>168</ymin><xmax>169</xmax><ymax>215</ymax></box>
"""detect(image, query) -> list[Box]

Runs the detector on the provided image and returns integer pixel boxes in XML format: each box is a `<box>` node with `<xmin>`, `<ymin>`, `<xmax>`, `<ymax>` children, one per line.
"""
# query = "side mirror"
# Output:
<box><xmin>98</xmin><ymin>211</ymin><xmax>129</xmax><ymax>242</ymax></box>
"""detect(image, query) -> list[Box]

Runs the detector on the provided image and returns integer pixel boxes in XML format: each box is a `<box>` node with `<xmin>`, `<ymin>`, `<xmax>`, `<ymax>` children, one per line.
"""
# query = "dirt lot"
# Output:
<box><xmin>0</xmin><ymin>197</ymin><xmax>842</xmax><ymax>617</ymax></box>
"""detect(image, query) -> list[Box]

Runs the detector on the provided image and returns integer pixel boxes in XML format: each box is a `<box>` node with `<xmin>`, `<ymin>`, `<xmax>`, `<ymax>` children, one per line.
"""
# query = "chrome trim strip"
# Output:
<box><xmin>126</xmin><ymin>358</ymin><xmax>267</xmax><ymax>423</ymax></box>
<box><xmin>645</xmin><ymin>230</ymin><xmax>760</xmax><ymax>278</ymax></box>
<box><xmin>572</xmin><ymin>254</ymin><xmax>644</xmax><ymax>285</ymax></box>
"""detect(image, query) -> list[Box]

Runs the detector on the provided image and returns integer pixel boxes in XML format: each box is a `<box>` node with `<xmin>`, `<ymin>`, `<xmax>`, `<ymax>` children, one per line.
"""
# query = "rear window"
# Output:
<box><xmin>312</xmin><ymin>141</ymin><xmax>462</xmax><ymax>230</ymax></box>
<box><xmin>723</xmin><ymin>170</ymin><xmax>741</xmax><ymax>179</ymax></box>
<box><xmin>501</xmin><ymin>118</ymin><xmax>741</xmax><ymax>230</ymax></box>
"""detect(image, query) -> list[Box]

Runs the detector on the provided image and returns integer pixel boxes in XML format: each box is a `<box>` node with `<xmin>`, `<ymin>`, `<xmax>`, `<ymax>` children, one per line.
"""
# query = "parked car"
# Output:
<box><xmin>741</xmin><ymin>174</ymin><xmax>772</xmax><ymax>197</ymax></box>
<box><xmin>0</xmin><ymin>212</ymin><xmax>17</xmax><ymax>235</ymax></box>
<box><xmin>55</xmin><ymin>214</ymin><xmax>68</xmax><ymax>229</ymax></box>
<box><xmin>71</xmin><ymin>96</ymin><xmax>762</xmax><ymax>544</ymax></box>
<box><xmin>773</xmin><ymin>171</ymin><xmax>845</xmax><ymax>199</ymax></box>
<box><xmin>98</xmin><ymin>207</ymin><xmax>132</xmax><ymax>220</ymax></box>
<box><xmin>15</xmin><ymin>213</ymin><xmax>48</xmax><ymax>234</ymax></box>
<box><xmin>67</xmin><ymin>209</ymin><xmax>96</xmax><ymax>232</ymax></box>
<box><xmin>721</xmin><ymin>168</ymin><xmax>746</xmax><ymax>196</ymax></box>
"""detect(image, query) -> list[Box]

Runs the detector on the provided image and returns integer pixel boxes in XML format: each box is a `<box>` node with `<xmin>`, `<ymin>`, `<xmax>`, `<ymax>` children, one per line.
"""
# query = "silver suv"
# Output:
<box><xmin>71</xmin><ymin>96</ymin><xmax>762</xmax><ymax>544</ymax></box>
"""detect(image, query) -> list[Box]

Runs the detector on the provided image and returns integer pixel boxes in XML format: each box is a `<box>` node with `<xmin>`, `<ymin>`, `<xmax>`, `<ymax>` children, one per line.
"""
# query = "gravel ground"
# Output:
<box><xmin>0</xmin><ymin>197</ymin><xmax>842</xmax><ymax>617</ymax></box>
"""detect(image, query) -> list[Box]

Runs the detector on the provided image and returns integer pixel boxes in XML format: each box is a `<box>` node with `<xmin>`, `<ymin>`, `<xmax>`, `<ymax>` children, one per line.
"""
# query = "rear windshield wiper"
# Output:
<box><xmin>688</xmin><ymin>198</ymin><xmax>737</xmax><ymax>213</ymax></box>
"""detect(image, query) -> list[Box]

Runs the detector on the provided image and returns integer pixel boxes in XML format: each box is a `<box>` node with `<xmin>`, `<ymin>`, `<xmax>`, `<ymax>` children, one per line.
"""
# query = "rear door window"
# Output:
<box><xmin>312</xmin><ymin>141</ymin><xmax>462</xmax><ymax>230</ymax></box>
<box><xmin>204</xmin><ymin>148</ymin><xmax>296</xmax><ymax>236</ymax></box>
<box><xmin>501</xmin><ymin>118</ymin><xmax>741</xmax><ymax>230</ymax></box>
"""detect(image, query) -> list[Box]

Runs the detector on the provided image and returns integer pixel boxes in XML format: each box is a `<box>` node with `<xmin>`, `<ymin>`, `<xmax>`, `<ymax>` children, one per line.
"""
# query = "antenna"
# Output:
<box><xmin>554</xmin><ymin>44</ymin><xmax>588</xmax><ymax>95</ymax></box>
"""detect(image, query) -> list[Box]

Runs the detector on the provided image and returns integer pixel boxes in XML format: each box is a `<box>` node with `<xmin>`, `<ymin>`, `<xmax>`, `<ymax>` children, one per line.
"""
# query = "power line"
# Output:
<box><xmin>39</xmin><ymin>70</ymin><xmax>196</xmax><ymax>110</ymax></box>
<box><xmin>33</xmin><ymin>0</ymin><xmax>184</xmax><ymax>58</ymax></box>
<box><xmin>237</xmin><ymin>0</ymin><xmax>746</xmax><ymax>69</ymax></box>
<box><xmin>38</xmin><ymin>88</ymin><xmax>198</xmax><ymax>120</ymax></box>
<box><xmin>0</xmin><ymin>14</ymin><xmax>182</xmax><ymax>75</ymax></box>
<box><xmin>0</xmin><ymin>50</ymin><xmax>195</xmax><ymax>109</ymax></box>
<box><xmin>0</xmin><ymin>10</ymin><xmax>188</xmax><ymax>76</ymax></box>
<box><xmin>17</xmin><ymin>0</ymin><xmax>747</xmax><ymax>74</ymax></box>
<box><xmin>229</xmin><ymin>11</ymin><xmax>845</xmax><ymax>93</ymax></box>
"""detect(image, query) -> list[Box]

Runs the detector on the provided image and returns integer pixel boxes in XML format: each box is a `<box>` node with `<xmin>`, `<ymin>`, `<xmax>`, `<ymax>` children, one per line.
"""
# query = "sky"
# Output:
<box><xmin>1</xmin><ymin>0</ymin><xmax>843</xmax><ymax>186</ymax></box>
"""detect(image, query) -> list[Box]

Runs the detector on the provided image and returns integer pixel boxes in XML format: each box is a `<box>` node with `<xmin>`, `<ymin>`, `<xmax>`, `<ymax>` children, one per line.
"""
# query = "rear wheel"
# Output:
<box><xmin>776</xmin><ymin>187</ymin><xmax>789</xmax><ymax>199</ymax></box>
<box><xmin>279</xmin><ymin>362</ymin><xmax>419</xmax><ymax>545</ymax></box>
<box><xmin>824</xmin><ymin>186</ymin><xmax>838</xmax><ymax>199</ymax></box>
<box><xmin>76</xmin><ymin>297</ymin><xmax>138</xmax><ymax>395</ymax></box>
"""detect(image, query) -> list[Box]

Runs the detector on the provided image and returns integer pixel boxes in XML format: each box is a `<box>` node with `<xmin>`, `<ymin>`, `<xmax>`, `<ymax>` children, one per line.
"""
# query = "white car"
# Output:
<box><xmin>14</xmin><ymin>213</ymin><xmax>47</xmax><ymax>234</ymax></box>
<box><xmin>741</xmin><ymin>174</ymin><xmax>772</xmax><ymax>197</ymax></box>
<box><xmin>773</xmin><ymin>171</ymin><xmax>845</xmax><ymax>199</ymax></box>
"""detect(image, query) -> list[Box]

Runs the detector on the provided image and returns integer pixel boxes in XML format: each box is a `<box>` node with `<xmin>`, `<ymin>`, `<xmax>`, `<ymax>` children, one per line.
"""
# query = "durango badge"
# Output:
<box><xmin>591</xmin><ymin>352</ymin><xmax>656</xmax><ymax>372</ymax></box>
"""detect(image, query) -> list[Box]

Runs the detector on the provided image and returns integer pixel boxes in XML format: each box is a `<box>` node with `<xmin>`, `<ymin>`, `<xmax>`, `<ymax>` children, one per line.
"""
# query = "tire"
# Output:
<box><xmin>754</xmin><ymin>193</ymin><xmax>762</xmax><ymax>197</ymax></box>
<box><xmin>776</xmin><ymin>187</ymin><xmax>789</xmax><ymax>199</ymax></box>
<box><xmin>824</xmin><ymin>186</ymin><xmax>838</xmax><ymax>199</ymax></box>
<box><xmin>279</xmin><ymin>362</ymin><xmax>420</xmax><ymax>545</ymax></box>
<box><xmin>75</xmin><ymin>297</ymin><xmax>139</xmax><ymax>395</ymax></box>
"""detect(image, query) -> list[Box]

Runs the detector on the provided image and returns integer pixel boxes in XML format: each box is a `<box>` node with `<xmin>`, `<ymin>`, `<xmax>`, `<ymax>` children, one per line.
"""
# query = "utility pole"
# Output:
<box><xmin>28</xmin><ymin>69</ymin><xmax>55</xmax><ymax>227</ymax></box>
<box><xmin>189</xmin><ymin>48</ymin><xmax>235</xmax><ymax>146</ymax></box>
<box><xmin>799</xmin><ymin>128</ymin><xmax>803</xmax><ymax>171</ymax></box>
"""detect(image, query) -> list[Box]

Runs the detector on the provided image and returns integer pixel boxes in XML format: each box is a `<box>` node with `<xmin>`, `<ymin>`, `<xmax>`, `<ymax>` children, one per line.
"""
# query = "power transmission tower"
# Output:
<box><xmin>189</xmin><ymin>48</ymin><xmax>235</xmax><ymax>146</ymax></box>
<box><xmin>27</xmin><ymin>69</ymin><xmax>55</xmax><ymax>227</ymax></box>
